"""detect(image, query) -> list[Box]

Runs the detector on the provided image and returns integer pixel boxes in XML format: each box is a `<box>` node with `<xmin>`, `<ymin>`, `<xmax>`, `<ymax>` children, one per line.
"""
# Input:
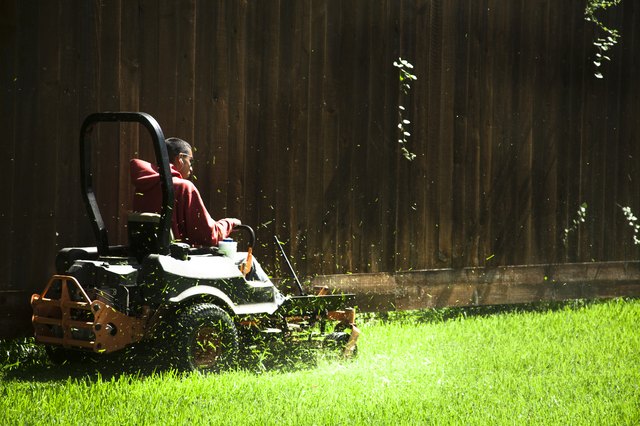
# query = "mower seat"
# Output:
<box><xmin>128</xmin><ymin>212</ymin><xmax>163</xmax><ymax>260</ymax></box>
<box><xmin>128</xmin><ymin>212</ymin><xmax>223</xmax><ymax>261</ymax></box>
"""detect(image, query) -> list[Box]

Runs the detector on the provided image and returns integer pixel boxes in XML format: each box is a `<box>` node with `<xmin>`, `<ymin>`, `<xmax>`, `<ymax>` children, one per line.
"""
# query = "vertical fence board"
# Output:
<box><xmin>619</xmin><ymin>1</ymin><xmax>640</xmax><ymax>259</ymax></box>
<box><xmin>118</xmin><ymin>0</ymin><xmax>141</xmax><ymax>244</ymax></box>
<box><xmin>286</xmin><ymin>0</ymin><xmax>310</xmax><ymax>276</ymax></box>
<box><xmin>56</xmin><ymin>1</ymin><xmax>84</xmax><ymax>250</ymax></box>
<box><xmin>0</xmin><ymin>0</ymin><xmax>18</xmax><ymax>291</ymax></box>
<box><xmin>304</xmin><ymin>1</ymin><xmax>327</xmax><ymax>274</ymax></box>
<box><xmin>230</xmin><ymin>1</ymin><xmax>249</xmax><ymax>222</ymax></box>
<box><xmin>139</xmin><ymin>0</ymin><xmax>160</xmax><ymax>159</ymax></box>
<box><xmin>93</xmin><ymin>0</ymin><xmax>122</xmax><ymax>246</ymax></box>
<box><xmin>275</xmin><ymin>0</ymin><xmax>293</xmax><ymax>249</ymax></box>
<box><xmin>34</xmin><ymin>0</ymin><xmax>61</xmax><ymax>272</ymax></box>
<box><xmin>192</xmin><ymin>0</ymin><xmax>215</xmax><ymax>212</ymax></box>
<box><xmin>413</xmin><ymin>0</ymin><xmax>435</xmax><ymax>271</ymax></box>
<box><xmin>13</xmin><ymin>2</ymin><xmax>40</xmax><ymax>292</ymax></box>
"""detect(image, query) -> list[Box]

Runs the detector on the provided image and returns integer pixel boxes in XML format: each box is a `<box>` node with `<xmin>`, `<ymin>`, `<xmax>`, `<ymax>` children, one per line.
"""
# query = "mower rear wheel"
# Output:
<box><xmin>171</xmin><ymin>303</ymin><xmax>239</xmax><ymax>372</ymax></box>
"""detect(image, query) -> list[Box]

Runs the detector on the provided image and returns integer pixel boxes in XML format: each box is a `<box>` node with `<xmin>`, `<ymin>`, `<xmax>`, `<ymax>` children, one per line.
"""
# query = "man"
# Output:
<box><xmin>130</xmin><ymin>137</ymin><xmax>241</xmax><ymax>246</ymax></box>
<box><xmin>130</xmin><ymin>137</ymin><xmax>272</xmax><ymax>284</ymax></box>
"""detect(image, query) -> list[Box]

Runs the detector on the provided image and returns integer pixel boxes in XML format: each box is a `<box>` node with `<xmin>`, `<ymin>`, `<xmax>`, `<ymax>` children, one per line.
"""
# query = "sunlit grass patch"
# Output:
<box><xmin>1</xmin><ymin>299</ymin><xmax>639</xmax><ymax>425</ymax></box>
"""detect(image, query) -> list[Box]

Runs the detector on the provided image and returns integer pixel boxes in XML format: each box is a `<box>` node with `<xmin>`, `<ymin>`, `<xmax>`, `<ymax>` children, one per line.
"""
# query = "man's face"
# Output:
<box><xmin>175</xmin><ymin>148</ymin><xmax>193</xmax><ymax>179</ymax></box>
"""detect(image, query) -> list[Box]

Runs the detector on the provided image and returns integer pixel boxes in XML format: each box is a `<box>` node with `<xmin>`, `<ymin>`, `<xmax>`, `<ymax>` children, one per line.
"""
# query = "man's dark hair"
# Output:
<box><xmin>165</xmin><ymin>137</ymin><xmax>192</xmax><ymax>161</ymax></box>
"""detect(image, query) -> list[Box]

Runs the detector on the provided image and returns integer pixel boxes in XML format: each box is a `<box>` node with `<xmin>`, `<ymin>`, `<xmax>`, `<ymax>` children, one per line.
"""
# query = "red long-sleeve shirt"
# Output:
<box><xmin>130</xmin><ymin>159</ymin><xmax>234</xmax><ymax>246</ymax></box>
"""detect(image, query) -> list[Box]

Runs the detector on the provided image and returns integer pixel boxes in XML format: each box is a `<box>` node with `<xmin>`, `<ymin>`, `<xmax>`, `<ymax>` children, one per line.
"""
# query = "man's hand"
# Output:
<box><xmin>227</xmin><ymin>218</ymin><xmax>242</xmax><ymax>228</ymax></box>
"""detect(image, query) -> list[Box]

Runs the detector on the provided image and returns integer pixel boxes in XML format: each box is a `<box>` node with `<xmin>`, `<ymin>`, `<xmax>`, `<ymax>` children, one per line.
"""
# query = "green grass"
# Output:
<box><xmin>1</xmin><ymin>299</ymin><xmax>639</xmax><ymax>425</ymax></box>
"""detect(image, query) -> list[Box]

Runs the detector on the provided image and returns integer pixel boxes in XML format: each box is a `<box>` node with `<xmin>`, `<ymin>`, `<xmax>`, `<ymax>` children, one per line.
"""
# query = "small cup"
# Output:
<box><xmin>218</xmin><ymin>238</ymin><xmax>237</xmax><ymax>257</ymax></box>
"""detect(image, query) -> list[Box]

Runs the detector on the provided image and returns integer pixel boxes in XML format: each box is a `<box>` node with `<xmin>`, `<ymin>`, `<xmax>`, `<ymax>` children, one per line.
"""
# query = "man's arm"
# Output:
<box><xmin>175</xmin><ymin>180</ymin><xmax>240</xmax><ymax>246</ymax></box>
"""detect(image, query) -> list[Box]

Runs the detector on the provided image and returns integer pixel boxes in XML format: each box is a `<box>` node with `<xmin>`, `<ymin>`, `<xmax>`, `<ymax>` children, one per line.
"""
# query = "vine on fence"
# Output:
<box><xmin>620</xmin><ymin>206</ymin><xmax>640</xmax><ymax>245</ymax></box>
<box><xmin>584</xmin><ymin>0</ymin><xmax>622</xmax><ymax>79</ymax></box>
<box><xmin>563</xmin><ymin>203</ymin><xmax>640</xmax><ymax>248</ymax></box>
<box><xmin>393</xmin><ymin>58</ymin><xmax>417</xmax><ymax>161</ymax></box>
<box><xmin>563</xmin><ymin>202</ymin><xmax>588</xmax><ymax>246</ymax></box>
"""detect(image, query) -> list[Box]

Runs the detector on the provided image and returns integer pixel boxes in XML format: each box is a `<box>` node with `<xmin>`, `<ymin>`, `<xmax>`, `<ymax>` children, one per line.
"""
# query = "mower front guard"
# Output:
<box><xmin>31</xmin><ymin>275</ymin><xmax>148</xmax><ymax>353</ymax></box>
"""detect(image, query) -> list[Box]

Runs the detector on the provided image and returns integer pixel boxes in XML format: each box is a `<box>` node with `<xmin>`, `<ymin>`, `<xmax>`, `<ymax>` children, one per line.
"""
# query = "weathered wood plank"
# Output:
<box><xmin>364</xmin><ymin>1</ymin><xmax>395</xmax><ymax>273</ymax></box>
<box><xmin>437</xmin><ymin>0</ymin><xmax>455</xmax><ymax>269</ymax></box>
<box><xmin>303</xmin><ymin>0</ymin><xmax>327</xmax><ymax>275</ymax></box>
<box><xmin>118</xmin><ymin>0</ymin><xmax>142</xmax><ymax>243</ymax></box>
<box><xmin>174</xmin><ymin>0</ymin><xmax>196</xmax><ymax>141</ymax></box>
<box><xmin>312</xmin><ymin>261</ymin><xmax>640</xmax><ymax>312</ymax></box>
<box><xmin>56</xmin><ymin>1</ymin><xmax>85</xmax><ymax>250</ymax></box>
<box><xmin>0</xmin><ymin>1</ymin><xmax>18</xmax><ymax>292</ymax></box>
<box><xmin>227</xmin><ymin>0</ymin><xmax>249</xmax><ymax>222</ymax></box>
<box><xmin>255</xmin><ymin>0</ymin><xmax>280</xmax><ymax>249</ymax></box>
<box><xmin>156</xmin><ymin>0</ymin><xmax>177</xmax><ymax>131</ymax></box>
<box><xmin>94</xmin><ymin>0</ymin><xmax>123</xmax><ymax>245</ymax></box>
<box><xmin>138</xmin><ymin>0</ymin><xmax>160</xmax><ymax>159</ymax></box>
<box><xmin>287</xmin><ymin>0</ymin><xmax>311</xmax><ymax>272</ymax></box>
<box><xmin>196</xmin><ymin>0</ymin><xmax>227</xmax><ymax>219</ymax></box>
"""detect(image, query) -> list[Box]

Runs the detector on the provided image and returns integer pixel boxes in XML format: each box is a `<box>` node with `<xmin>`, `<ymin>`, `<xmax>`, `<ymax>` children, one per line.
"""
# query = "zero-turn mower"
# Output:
<box><xmin>30</xmin><ymin>112</ymin><xmax>359</xmax><ymax>372</ymax></box>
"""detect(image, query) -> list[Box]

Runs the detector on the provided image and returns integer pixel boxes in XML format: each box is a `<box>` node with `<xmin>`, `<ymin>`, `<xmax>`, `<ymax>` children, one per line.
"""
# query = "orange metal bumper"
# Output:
<box><xmin>31</xmin><ymin>275</ymin><xmax>147</xmax><ymax>353</ymax></box>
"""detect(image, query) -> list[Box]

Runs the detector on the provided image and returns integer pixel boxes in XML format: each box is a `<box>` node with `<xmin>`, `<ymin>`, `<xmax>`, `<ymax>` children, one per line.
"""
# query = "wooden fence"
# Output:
<box><xmin>1</xmin><ymin>1</ymin><xmax>639</xmax><ymax>337</ymax></box>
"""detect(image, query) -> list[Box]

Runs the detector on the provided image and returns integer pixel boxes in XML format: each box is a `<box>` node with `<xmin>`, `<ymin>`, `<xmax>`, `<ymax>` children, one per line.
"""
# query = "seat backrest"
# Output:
<box><xmin>128</xmin><ymin>212</ymin><xmax>161</xmax><ymax>260</ymax></box>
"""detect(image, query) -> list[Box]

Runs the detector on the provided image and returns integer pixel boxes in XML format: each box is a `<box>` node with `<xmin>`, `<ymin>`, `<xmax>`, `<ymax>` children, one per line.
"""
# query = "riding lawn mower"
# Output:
<box><xmin>30</xmin><ymin>112</ymin><xmax>359</xmax><ymax>372</ymax></box>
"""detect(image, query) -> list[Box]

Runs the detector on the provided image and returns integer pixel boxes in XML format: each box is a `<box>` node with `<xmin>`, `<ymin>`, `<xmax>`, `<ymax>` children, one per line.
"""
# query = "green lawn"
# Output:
<box><xmin>1</xmin><ymin>299</ymin><xmax>639</xmax><ymax>425</ymax></box>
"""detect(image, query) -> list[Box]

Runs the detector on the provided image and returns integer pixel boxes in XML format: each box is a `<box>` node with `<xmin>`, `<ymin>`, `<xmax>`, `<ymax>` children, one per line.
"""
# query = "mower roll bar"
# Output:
<box><xmin>80</xmin><ymin>112</ymin><xmax>174</xmax><ymax>257</ymax></box>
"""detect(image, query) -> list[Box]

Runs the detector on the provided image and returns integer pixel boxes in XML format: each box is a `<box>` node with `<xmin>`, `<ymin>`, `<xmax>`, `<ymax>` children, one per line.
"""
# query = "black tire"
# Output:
<box><xmin>170</xmin><ymin>303</ymin><xmax>239</xmax><ymax>373</ymax></box>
